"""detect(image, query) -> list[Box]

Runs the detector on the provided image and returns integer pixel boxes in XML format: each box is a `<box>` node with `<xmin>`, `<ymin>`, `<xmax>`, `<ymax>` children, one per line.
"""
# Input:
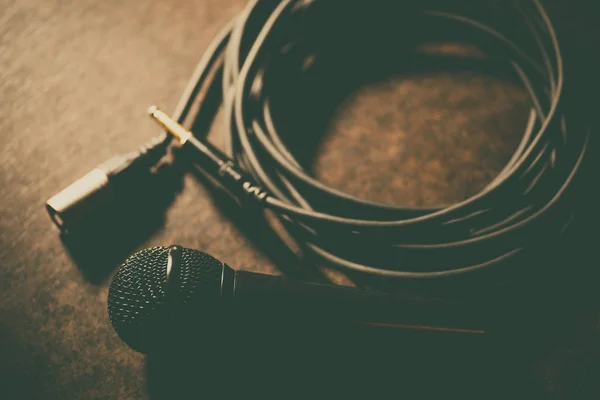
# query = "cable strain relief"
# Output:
<box><xmin>138</xmin><ymin>133</ymin><xmax>171</xmax><ymax>164</ymax></box>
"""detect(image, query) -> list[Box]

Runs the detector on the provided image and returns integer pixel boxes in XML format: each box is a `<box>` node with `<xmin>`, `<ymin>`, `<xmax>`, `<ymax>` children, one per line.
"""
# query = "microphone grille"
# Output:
<box><xmin>108</xmin><ymin>246</ymin><xmax>225</xmax><ymax>352</ymax></box>
<box><xmin>108</xmin><ymin>247</ymin><xmax>170</xmax><ymax>352</ymax></box>
<box><xmin>178</xmin><ymin>247</ymin><xmax>225</xmax><ymax>303</ymax></box>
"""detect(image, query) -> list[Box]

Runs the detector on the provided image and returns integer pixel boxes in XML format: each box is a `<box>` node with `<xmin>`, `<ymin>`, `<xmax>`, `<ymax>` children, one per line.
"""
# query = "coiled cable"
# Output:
<box><xmin>167</xmin><ymin>0</ymin><xmax>589</xmax><ymax>283</ymax></box>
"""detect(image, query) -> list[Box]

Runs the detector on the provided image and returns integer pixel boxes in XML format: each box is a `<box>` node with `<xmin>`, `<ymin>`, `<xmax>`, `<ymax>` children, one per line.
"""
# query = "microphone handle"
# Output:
<box><xmin>225</xmin><ymin>268</ymin><xmax>487</xmax><ymax>335</ymax></box>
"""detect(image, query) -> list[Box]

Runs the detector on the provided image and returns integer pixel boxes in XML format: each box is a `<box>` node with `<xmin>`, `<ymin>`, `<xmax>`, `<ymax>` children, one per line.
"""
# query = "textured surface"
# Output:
<box><xmin>108</xmin><ymin>247</ymin><xmax>170</xmax><ymax>353</ymax></box>
<box><xmin>1</xmin><ymin>0</ymin><xmax>599</xmax><ymax>399</ymax></box>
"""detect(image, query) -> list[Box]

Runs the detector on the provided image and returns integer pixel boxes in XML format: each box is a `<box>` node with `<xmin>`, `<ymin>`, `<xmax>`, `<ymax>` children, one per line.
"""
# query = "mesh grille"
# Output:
<box><xmin>108</xmin><ymin>246</ymin><xmax>224</xmax><ymax>352</ymax></box>
<box><xmin>108</xmin><ymin>247</ymin><xmax>170</xmax><ymax>352</ymax></box>
<box><xmin>179</xmin><ymin>247</ymin><xmax>223</xmax><ymax>304</ymax></box>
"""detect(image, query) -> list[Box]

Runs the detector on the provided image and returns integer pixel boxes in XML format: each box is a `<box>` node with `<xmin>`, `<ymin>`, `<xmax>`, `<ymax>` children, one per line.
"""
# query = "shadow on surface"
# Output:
<box><xmin>58</xmin><ymin>160</ymin><xmax>185</xmax><ymax>284</ymax></box>
<box><xmin>142</xmin><ymin>266</ymin><xmax>600</xmax><ymax>398</ymax></box>
<box><xmin>262</xmin><ymin>7</ymin><xmax>530</xmax><ymax>176</ymax></box>
<box><xmin>187</xmin><ymin>162</ymin><xmax>333</xmax><ymax>285</ymax></box>
<box><xmin>145</xmin><ymin>321</ymin><xmax>537</xmax><ymax>399</ymax></box>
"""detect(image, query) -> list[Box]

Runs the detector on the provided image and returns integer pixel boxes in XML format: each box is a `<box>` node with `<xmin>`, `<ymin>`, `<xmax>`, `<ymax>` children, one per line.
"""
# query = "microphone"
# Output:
<box><xmin>108</xmin><ymin>245</ymin><xmax>487</xmax><ymax>354</ymax></box>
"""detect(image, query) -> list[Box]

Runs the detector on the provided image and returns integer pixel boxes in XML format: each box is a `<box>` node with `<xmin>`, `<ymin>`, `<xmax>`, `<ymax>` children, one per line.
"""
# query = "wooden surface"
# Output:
<box><xmin>1</xmin><ymin>0</ymin><xmax>599</xmax><ymax>398</ymax></box>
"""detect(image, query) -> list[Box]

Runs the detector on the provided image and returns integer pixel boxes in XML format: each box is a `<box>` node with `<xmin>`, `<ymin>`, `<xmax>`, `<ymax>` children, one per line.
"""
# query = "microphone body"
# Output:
<box><xmin>108</xmin><ymin>246</ymin><xmax>487</xmax><ymax>354</ymax></box>
<box><xmin>228</xmin><ymin>268</ymin><xmax>485</xmax><ymax>335</ymax></box>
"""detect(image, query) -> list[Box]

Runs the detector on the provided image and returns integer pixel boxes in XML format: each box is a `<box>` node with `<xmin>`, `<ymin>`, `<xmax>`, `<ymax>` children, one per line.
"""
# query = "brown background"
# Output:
<box><xmin>1</xmin><ymin>0</ymin><xmax>599</xmax><ymax>398</ymax></box>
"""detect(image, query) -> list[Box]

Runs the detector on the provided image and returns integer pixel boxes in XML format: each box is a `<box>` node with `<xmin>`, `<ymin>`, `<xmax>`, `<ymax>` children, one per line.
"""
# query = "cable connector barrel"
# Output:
<box><xmin>46</xmin><ymin>135</ymin><xmax>170</xmax><ymax>232</ymax></box>
<box><xmin>148</xmin><ymin>106</ymin><xmax>270</xmax><ymax>204</ymax></box>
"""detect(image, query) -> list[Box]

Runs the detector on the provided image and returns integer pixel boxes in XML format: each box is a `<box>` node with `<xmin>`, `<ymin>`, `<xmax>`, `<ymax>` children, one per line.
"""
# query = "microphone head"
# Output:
<box><xmin>107</xmin><ymin>246</ymin><xmax>225</xmax><ymax>353</ymax></box>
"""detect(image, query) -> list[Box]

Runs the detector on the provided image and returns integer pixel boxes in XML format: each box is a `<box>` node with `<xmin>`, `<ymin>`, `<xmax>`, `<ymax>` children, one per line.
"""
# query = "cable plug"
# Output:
<box><xmin>46</xmin><ymin>134</ymin><xmax>171</xmax><ymax>233</ymax></box>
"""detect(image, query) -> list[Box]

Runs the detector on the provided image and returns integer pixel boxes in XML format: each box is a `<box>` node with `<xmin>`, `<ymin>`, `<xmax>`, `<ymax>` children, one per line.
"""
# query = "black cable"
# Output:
<box><xmin>48</xmin><ymin>0</ymin><xmax>590</xmax><ymax>288</ymax></box>
<box><xmin>167</xmin><ymin>0</ymin><xmax>589</xmax><ymax>284</ymax></box>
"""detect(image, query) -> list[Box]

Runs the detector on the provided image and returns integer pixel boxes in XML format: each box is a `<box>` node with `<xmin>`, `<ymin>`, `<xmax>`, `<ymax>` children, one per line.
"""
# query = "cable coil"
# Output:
<box><xmin>168</xmin><ymin>0</ymin><xmax>589</xmax><ymax>282</ymax></box>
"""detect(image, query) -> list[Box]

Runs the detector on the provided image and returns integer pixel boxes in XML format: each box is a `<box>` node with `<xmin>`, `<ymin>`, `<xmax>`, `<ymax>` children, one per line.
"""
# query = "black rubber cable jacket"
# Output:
<box><xmin>168</xmin><ymin>0</ymin><xmax>589</xmax><ymax>285</ymax></box>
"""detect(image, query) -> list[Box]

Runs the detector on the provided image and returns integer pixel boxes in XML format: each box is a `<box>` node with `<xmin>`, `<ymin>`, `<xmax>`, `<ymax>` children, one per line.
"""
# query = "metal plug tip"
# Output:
<box><xmin>146</xmin><ymin>106</ymin><xmax>191</xmax><ymax>144</ymax></box>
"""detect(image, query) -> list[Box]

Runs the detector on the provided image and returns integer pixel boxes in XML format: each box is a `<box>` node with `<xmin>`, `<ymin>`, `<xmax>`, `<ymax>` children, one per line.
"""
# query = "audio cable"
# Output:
<box><xmin>47</xmin><ymin>0</ymin><xmax>589</xmax><ymax>290</ymax></box>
